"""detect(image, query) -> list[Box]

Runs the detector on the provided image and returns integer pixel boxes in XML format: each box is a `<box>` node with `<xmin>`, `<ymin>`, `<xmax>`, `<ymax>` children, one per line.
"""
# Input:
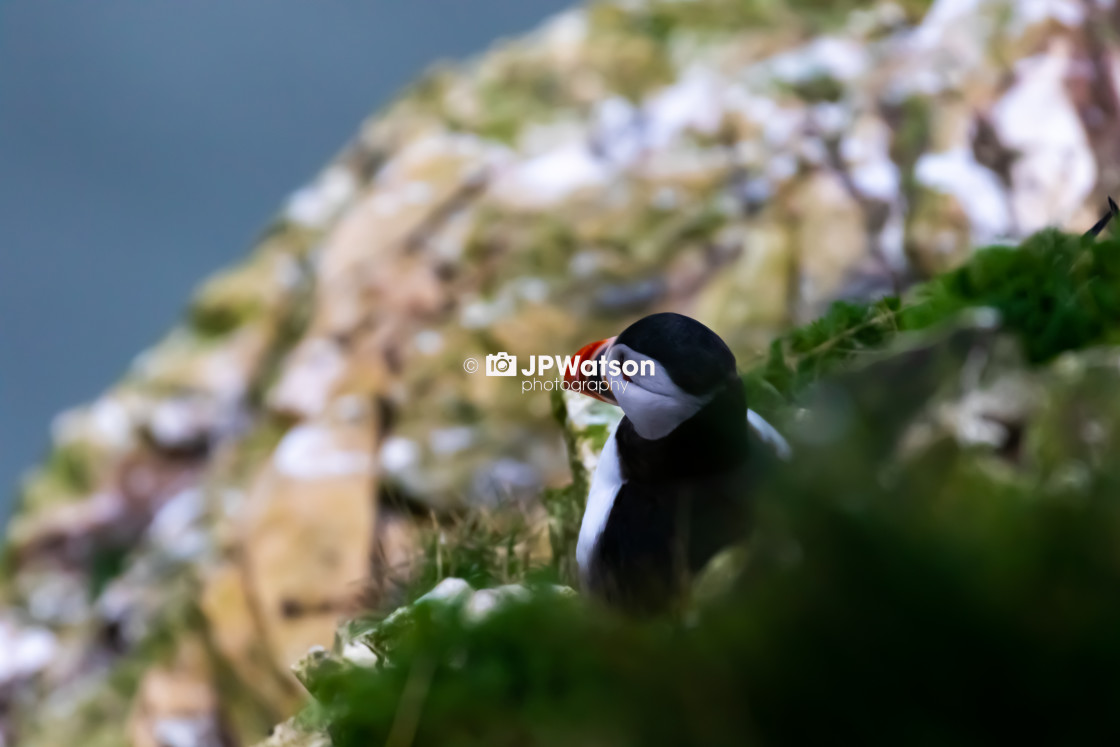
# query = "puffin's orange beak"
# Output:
<box><xmin>565</xmin><ymin>336</ymin><xmax>617</xmax><ymax>404</ymax></box>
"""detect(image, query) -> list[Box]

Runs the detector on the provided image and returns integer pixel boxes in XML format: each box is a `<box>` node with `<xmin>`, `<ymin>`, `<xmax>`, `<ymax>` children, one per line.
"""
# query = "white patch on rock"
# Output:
<box><xmin>841</xmin><ymin>117</ymin><xmax>901</xmax><ymax>202</ymax></box>
<box><xmin>915</xmin><ymin>148</ymin><xmax>1012</xmax><ymax>242</ymax></box>
<box><xmin>148</xmin><ymin>396</ymin><xmax>219</xmax><ymax>451</ymax></box>
<box><xmin>798</xmin><ymin>137</ymin><xmax>830</xmax><ymax>167</ymax></box>
<box><xmin>369</xmin><ymin>191</ymin><xmax>404</xmax><ymax>217</ymax></box>
<box><xmin>273</xmin><ymin>424</ymin><xmax>374</xmax><ymax>480</ymax></box>
<box><xmin>26</xmin><ymin>567</ymin><xmax>99</xmax><ymax>625</ymax></box>
<box><xmin>285</xmin><ymin>166</ymin><xmax>359</xmax><ymax>230</ymax></box>
<box><xmin>812</xmin><ymin>101</ymin><xmax>850</xmax><ymax>138</ymax></box>
<box><xmin>1011</xmin><ymin>0</ymin><xmax>1085</xmax><ymax>33</ymax></box>
<box><xmin>991</xmin><ymin>47</ymin><xmax>1097</xmax><ymax>233</ymax></box>
<box><xmin>51</xmin><ymin>396</ymin><xmax>135</xmax><ymax>452</ymax></box>
<box><xmin>642</xmin><ymin>68</ymin><xmax>725</xmax><ymax>149</ymax></box>
<box><xmin>767</xmin><ymin>37</ymin><xmax>869</xmax><ymax>85</ymax></box>
<box><xmin>379</xmin><ymin>437</ymin><xmax>421</xmax><ymax>474</ymax></box>
<box><xmin>152</xmin><ymin>718</ymin><xmax>221</xmax><ymax>747</ymax></box>
<box><xmin>491</xmin><ymin>69</ymin><xmax>732</xmax><ymax>209</ymax></box>
<box><xmin>912</xmin><ymin>0</ymin><xmax>983</xmax><ymax>49</ymax></box>
<box><xmin>896</xmin><ymin>0</ymin><xmax>992</xmax><ymax>99</ymax></box>
<box><xmin>568</xmin><ymin>250</ymin><xmax>603</xmax><ymax>279</ymax></box>
<box><xmin>274</xmin><ymin>254</ymin><xmax>304</xmax><ymax>292</ymax></box>
<box><xmin>851</xmin><ymin>158</ymin><xmax>901</xmax><ymax>202</ymax></box>
<box><xmin>514</xmin><ymin>277</ymin><xmax>550</xmax><ymax>304</ymax></box>
<box><xmin>147</xmin><ymin>487</ymin><xmax>207</xmax><ymax>560</ymax></box>
<box><xmin>428</xmin><ymin>426</ymin><xmax>475</xmax><ymax>456</ymax></box>
<box><xmin>414</xmin><ymin>329</ymin><xmax>444</xmax><ymax>355</ymax></box>
<box><xmin>765</xmin><ymin>108</ymin><xmax>807</xmax><ymax>150</ymax></box>
<box><xmin>594</xmin><ymin>96</ymin><xmax>643</xmax><ymax>164</ymax></box>
<box><xmin>539</xmin><ymin>9</ymin><xmax>588</xmax><ymax>63</ymax></box>
<box><xmin>489</xmin><ymin>141</ymin><xmax>613</xmax><ymax>208</ymax></box>
<box><xmin>877</xmin><ymin>204</ymin><xmax>909</xmax><ymax>271</ymax></box>
<box><xmin>0</xmin><ymin>619</ymin><xmax>56</xmax><ymax>684</ymax></box>
<box><xmin>331</xmin><ymin>393</ymin><xmax>370</xmax><ymax>424</ymax></box>
<box><xmin>268</xmin><ymin>338</ymin><xmax>348</xmax><ymax>419</ymax></box>
<box><xmin>766</xmin><ymin>153</ymin><xmax>799</xmax><ymax>183</ymax></box>
<box><xmin>459</xmin><ymin>295</ymin><xmax>515</xmax><ymax>329</ymax></box>
<box><xmin>400</xmin><ymin>180</ymin><xmax>434</xmax><ymax>206</ymax></box>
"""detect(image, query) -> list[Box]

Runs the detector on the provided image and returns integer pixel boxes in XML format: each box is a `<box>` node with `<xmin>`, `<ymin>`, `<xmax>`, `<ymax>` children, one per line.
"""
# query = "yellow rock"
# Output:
<box><xmin>240</xmin><ymin>398</ymin><xmax>377</xmax><ymax>680</ymax></box>
<box><xmin>199</xmin><ymin>562</ymin><xmax>303</xmax><ymax>718</ymax></box>
<box><xmin>127</xmin><ymin>636</ymin><xmax>220</xmax><ymax>747</ymax></box>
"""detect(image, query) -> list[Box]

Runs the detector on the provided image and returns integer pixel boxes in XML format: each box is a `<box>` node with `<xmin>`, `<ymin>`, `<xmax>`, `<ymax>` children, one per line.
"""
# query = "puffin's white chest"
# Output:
<box><xmin>576</xmin><ymin>421</ymin><xmax>624</xmax><ymax>583</ymax></box>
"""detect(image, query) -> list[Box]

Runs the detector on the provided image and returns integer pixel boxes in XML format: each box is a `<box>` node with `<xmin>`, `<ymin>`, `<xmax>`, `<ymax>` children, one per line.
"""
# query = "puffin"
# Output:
<box><xmin>565</xmin><ymin>312</ymin><xmax>790</xmax><ymax>614</ymax></box>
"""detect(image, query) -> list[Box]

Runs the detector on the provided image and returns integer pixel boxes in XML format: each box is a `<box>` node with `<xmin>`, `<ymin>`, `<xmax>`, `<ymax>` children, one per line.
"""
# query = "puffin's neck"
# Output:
<box><xmin>614</xmin><ymin>376</ymin><xmax>748</xmax><ymax>483</ymax></box>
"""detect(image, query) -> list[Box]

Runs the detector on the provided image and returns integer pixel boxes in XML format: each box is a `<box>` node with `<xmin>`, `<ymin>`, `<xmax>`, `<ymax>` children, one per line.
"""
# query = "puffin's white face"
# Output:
<box><xmin>601</xmin><ymin>342</ymin><xmax>713</xmax><ymax>440</ymax></box>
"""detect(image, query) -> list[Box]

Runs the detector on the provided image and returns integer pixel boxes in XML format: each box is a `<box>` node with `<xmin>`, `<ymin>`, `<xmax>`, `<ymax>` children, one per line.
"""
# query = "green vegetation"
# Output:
<box><xmin>188</xmin><ymin>266</ymin><xmax>268</xmax><ymax>340</ymax></box>
<box><xmin>777</xmin><ymin>72</ymin><xmax>845</xmax><ymax>102</ymax></box>
<box><xmin>41</xmin><ymin>440</ymin><xmax>99</xmax><ymax>495</ymax></box>
<box><xmin>471</xmin><ymin>67</ymin><xmax>572</xmax><ymax>145</ymax></box>
<box><xmin>17</xmin><ymin>439</ymin><xmax>103</xmax><ymax>514</ymax></box>
<box><xmin>311</xmin><ymin>472</ymin><xmax>1120</xmax><ymax>746</ymax></box>
<box><xmin>247</xmin><ymin>254</ymin><xmax>315</xmax><ymax>411</ymax></box>
<box><xmin>189</xmin><ymin>296</ymin><xmax>262</xmax><ymax>340</ymax></box>
<box><xmin>14</xmin><ymin>575</ymin><xmax>203</xmax><ymax>747</ymax></box>
<box><xmin>747</xmin><ymin>230</ymin><xmax>1120</xmax><ymax>409</ymax></box>
<box><xmin>593</xmin><ymin>0</ymin><xmax>937</xmax><ymax>41</ymax></box>
<box><xmin>88</xmin><ymin>544</ymin><xmax>130</xmax><ymax>599</ymax></box>
<box><xmin>291</xmin><ymin>224</ymin><xmax>1120</xmax><ymax>745</ymax></box>
<box><xmin>409</xmin><ymin>510</ymin><xmax>555</xmax><ymax>595</ymax></box>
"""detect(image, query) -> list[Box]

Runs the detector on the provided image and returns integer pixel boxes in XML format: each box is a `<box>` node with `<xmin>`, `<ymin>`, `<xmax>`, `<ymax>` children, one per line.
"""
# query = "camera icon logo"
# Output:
<box><xmin>485</xmin><ymin>352</ymin><xmax>518</xmax><ymax>376</ymax></box>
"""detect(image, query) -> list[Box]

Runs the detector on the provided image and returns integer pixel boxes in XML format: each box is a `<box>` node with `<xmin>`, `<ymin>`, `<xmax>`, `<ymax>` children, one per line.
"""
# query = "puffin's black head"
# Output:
<box><xmin>566</xmin><ymin>313</ymin><xmax>739</xmax><ymax>439</ymax></box>
<box><xmin>613</xmin><ymin>313</ymin><xmax>737</xmax><ymax>397</ymax></box>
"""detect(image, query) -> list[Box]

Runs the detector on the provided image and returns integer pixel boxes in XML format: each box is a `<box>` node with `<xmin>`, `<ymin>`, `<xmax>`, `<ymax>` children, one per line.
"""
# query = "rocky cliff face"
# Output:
<box><xmin>3</xmin><ymin>0</ymin><xmax>1120</xmax><ymax>745</ymax></box>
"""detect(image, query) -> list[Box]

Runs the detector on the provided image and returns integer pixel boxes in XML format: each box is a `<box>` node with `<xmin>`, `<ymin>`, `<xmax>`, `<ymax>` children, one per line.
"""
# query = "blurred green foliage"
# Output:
<box><xmin>312</xmin><ymin>453</ymin><xmax>1120</xmax><ymax>745</ymax></box>
<box><xmin>747</xmin><ymin>230</ymin><xmax>1120</xmax><ymax>410</ymax></box>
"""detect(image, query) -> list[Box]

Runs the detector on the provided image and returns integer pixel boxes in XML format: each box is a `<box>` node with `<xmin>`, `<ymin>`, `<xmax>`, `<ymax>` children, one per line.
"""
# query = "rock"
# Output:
<box><xmin>0</xmin><ymin>617</ymin><xmax>56</xmax><ymax>690</ymax></box>
<box><xmin>126</xmin><ymin>637</ymin><xmax>223</xmax><ymax>747</ymax></box>
<box><xmin>200</xmin><ymin>561</ymin><xmax>305</xmax><ymax>717</ymax></box>
<box><xmin>788</xmin><ymin>168</ymin><xmax>869</xmax><ymax>321</ymax></box>
<box><xmin>240</xmin><ymin>398</ymin><xmax>378</xmax><ymax>680</ymax></box>
<box><xmin>7</xmin><ymin>0</ymin><xmax>1120</xmax><ymax>744</ymax></box>
<box><xmin>991</xmin><ymin>37</ymin><xmax>1097</xmax><ymax>233</ymax></box>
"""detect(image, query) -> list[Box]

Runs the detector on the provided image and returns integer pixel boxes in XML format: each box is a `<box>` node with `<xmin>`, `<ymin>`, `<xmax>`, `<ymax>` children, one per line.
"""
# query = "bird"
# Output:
<box><xmin>564</xmin><ymin>312</ymin><xmax>789</xmax><ymax>614</ymax></box>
